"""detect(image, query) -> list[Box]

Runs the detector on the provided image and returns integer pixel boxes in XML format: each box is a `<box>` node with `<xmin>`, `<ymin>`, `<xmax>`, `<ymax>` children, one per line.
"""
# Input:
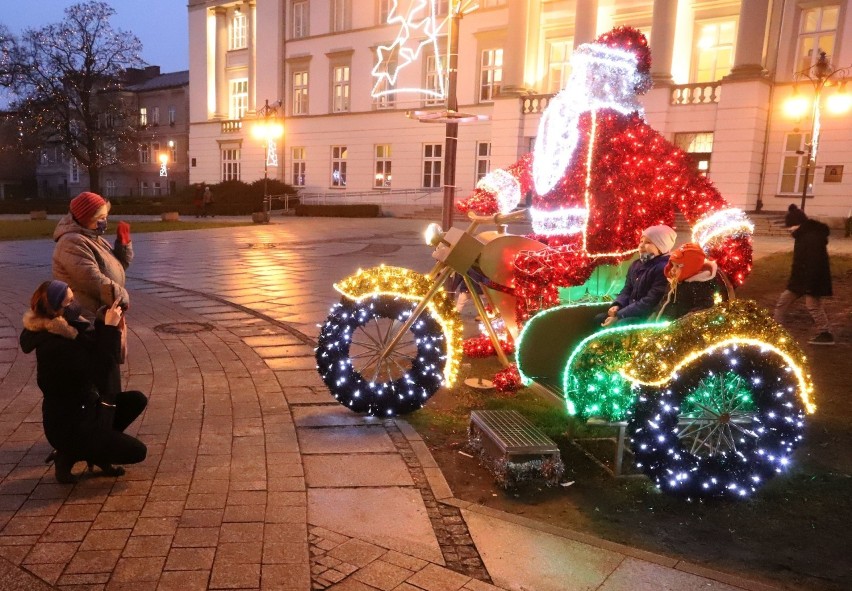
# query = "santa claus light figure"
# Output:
<box><xmin>459</xmin><ymin>27</ymin><xmax>753</xmax><ymax>322</ymax></box>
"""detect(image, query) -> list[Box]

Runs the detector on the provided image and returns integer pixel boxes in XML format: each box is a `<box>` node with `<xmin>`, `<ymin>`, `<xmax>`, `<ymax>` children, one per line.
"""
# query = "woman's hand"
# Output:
<box><xmin>104</xmin><ymin>300</ymin><xmax>123</xmax><ymax>326</ymax></box>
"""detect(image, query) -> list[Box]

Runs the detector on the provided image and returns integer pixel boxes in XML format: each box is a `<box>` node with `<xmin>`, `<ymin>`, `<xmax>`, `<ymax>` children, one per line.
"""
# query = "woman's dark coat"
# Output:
<box><xmin>19</xmin><ymin>313</ymin><xmax>121</xmax><ymax>454</ymax></box>
<box><xmin>788</xmin><ymin>219</ymin><xmax>832</xmax><ymax>297</ymax></box>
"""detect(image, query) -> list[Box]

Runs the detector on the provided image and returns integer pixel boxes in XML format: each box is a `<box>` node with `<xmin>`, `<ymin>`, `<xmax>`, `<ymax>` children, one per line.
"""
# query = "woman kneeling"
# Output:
<box><xmin>20</xmin><ymin>280</ymin><xmax>147</xmax><ymax>483</ymax></box>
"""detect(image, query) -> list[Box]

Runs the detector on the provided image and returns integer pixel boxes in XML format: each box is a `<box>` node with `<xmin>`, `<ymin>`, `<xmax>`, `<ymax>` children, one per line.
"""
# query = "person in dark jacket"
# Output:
<box><xmin>773</xmin><ymin>204</ymin><xmax>834</xmax><ymax>345</ymax></box>
<box><xmin>655</xmin><ymin>242</ymin><xmax>723</xmax><ymax>320</ymax></box>
<box><xmin>19</xmin><ymin>280</ymin><xmax>147</xmax><ymax>483</ymax></box>
<box><xmin>597</xmin><ymin>225</ymin><xmax>677</xmax><ymax>326</ymax></box>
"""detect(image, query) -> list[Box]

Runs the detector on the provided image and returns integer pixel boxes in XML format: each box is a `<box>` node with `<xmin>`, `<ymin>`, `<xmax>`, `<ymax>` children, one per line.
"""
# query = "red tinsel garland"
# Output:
<box><xmin>457</xmin><ymin>108</ymin><xmax>753</xmax><ymax>324</ymax></box>
<box><xmin>493</xmin><ymin>364</ymin><xmax>522</xmax><ymax>393</ymax></box>
<box><xmin>462</xmin><ymin>334</ymin><xmax>515</xmax><ymax>358</ymax></box>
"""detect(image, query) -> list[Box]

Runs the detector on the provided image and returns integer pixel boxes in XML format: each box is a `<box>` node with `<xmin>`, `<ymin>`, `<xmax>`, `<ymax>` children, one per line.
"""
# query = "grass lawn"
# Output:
<box><xmin>409</xmin><ymin>252</ymin><xmax>852</xmax><ymax>591</ymax></box>
<box><xmin>0</xmin><ymin>220</ymin><xmax>251</xmax><ymax>241</ymax></box>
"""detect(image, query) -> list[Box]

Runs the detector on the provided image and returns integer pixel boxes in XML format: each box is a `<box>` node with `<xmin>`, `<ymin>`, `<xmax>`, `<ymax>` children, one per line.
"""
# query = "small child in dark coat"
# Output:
<box><xmin>773</xmin><ymin>204</ymin><xmax>834</xmax><ymax>345</ymax></box>
<box><xmin>655</xmin><ymin>242</ymin><xmax>722</xmax><ymax>320</ymax></box>
<box><xmin>598</xmin><ymin>225</ymin><xmax>677</xmax><ymax>327</ymax></box>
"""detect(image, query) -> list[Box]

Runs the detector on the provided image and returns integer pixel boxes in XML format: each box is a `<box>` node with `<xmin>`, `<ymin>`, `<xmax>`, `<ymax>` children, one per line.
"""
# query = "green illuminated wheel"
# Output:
<box><xmin>629</xmin><ymin>345</ymin><xmax>807</xmax><ymax>499</ymax></box>
<box><xmin>676</xmin><ymin>372</ymin><xmax>758</xmax><ymax>458</ymax></box>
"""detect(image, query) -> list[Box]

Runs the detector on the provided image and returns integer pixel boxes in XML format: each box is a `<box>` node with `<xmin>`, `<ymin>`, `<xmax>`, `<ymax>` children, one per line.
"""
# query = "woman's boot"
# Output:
<box><xmin>54</xmin><ymin>452</ymin><xmax>77</xmax><ymax>484</ymax></box>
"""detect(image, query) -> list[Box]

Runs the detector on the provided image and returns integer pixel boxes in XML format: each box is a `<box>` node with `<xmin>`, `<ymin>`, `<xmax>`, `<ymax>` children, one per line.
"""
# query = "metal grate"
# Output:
<box><xmin>470</xmin><ymin>410</ymin><xmax>559</xmax><ymax>455</ymax></box>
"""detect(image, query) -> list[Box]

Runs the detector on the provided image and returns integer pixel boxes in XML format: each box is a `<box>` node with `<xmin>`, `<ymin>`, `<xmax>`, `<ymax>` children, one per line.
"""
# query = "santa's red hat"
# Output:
<box><xmin>589</xmin><ymin>26</ymin><xmax>653</xmax><ymax>94</ymax></box>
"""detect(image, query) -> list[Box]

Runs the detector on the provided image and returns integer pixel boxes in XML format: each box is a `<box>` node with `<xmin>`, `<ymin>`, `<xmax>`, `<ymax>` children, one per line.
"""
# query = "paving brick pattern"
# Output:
<box><xmin>382</xmin><ymin>422</ymin><xmax>490</xmax><ymax>583</ymax></box>
<box><xmin>0</xmin><ymin>219</ymin><xmax>804</xmax><ymax>591</ymax></box>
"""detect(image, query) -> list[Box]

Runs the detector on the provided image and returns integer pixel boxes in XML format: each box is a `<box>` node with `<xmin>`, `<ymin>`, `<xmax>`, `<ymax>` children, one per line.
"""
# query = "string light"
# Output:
<box><xmin>457</xmin><ymin>27</ymin><xmax>754</xmax><ymax>328</ymax></box>
<box><xmin>333</xmin><ymin>265</ymin><xmax>462</xmax><ymax>385</ymax></box>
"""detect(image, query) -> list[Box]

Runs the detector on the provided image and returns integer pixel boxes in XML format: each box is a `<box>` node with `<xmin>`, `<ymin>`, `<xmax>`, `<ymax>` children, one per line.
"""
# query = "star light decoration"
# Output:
<box><xmin>371</xmin><ymin>0</ymin><xmax>446</xmax><ymax>100</ymax></box>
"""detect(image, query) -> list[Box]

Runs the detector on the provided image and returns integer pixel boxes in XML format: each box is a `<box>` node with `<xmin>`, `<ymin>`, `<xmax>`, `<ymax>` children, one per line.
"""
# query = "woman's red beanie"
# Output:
<box><xmin>69</xmin><ymin>192</ymin><xmax>107</xmax><ymax>225</ymax></box>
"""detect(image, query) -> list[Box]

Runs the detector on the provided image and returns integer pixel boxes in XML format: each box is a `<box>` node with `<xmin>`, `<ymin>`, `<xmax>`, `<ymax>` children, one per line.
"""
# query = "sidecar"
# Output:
<box><xmin>516</xmin><ymin>289</ymin><xmax>815</xmax><ymax>499</ymax></box>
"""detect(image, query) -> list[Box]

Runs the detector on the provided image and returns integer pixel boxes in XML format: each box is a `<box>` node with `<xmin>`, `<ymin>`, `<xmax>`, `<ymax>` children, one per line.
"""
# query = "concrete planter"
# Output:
<box><xmin>30</xmin><ymin>210</ymin><xmax>48</xmax><ymax>220</ymax></box>
<box><xmin>161</xmin><ymin>211</ymin><xmax>180</xmax><ymax>222</ymax></box>
<box><xmin>252</xmin><ymin>211</ymin><xmax>270</xmax><ymax>224</ymax></box>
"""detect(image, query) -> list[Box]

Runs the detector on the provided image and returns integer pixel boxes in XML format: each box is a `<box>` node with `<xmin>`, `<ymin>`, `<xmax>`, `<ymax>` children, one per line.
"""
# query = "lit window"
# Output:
<box><xmin>480</xmin><ymin>48</ymin><xmax>503</xmax><ymax>102</ymax></box>
<box><xmin>332</xmin><ymin>65</ymin><xmax>350</xmax><ymax>113</ymax></box>
<box><xmin>693</xmin><ymin>20</ymin><xmax>736</xmax><ymax>83</ymax></box>
<box><xmin>423</xmin><ymin>144</ymin><xmax>442</xmax><ymax>188</ymax></box>
<box><xmin>222</xmin><ymin>147</ymin><xmax>241</xmax><ymax>181</ymax></box>
<box><xmin>435</xmin><ymin>0</ymin><xmax>449</xmax><ymax>16</ymax></box>
<box><xmin>547</xmin><ymin>39</ymin><xmax>573</xmax><ymax>93</ymax></box>
<box><xmin>331</xmin><ymin>146</ymin><xmax>347</xmax><ymax>187</ymax></box>
<box><xmin>424</xmin><ymin>37</ymin><xmax>447</xmax><ymax>106</ymax></box>
<box><xmin>332</xmin><ymin>0</ymin><xmax>351</xmax><ymax>32</ymax></box>
<box><xmin>674</xmin><ymin>132</ymin><xmax>714</xmax><ymax>176</ymax></box>
<box><xmin>292</xmin><ymin>70</ymin><xmax>309</xmax><ymax>115</ymax></box>
<box><xmin>292</xmin><ymin>147</ymin><xmax>306</xmax><ymax>186</ymax></box>
<box><xmin>139</xmin><ymin>107</ymin><xmax>148</xmax><ymax>127</ymax></box>
<box><xmin>795</xmin><ymin>5</ymin><xmax>838</xmax><ymax>73</ymax></box>
<box><xmin>293</xmin><ymin>1</ymin><xmax>309</xmax><ymax>38</ymax></box>
<box><xmin>230</xmin><ymin>10</ymin><xmax>247</xmax><ymax>50</ymax></box>
<box><xmin>169</xmin><ymin>141</ymin><xmax>177</xmax><ymax>163</ymax></box>
<box><xmin>375</xmin><ymin>144</ymin><xmax>392</xmax><ymax>188</ymax></box>
<box><xmin>779</xmin><ymin>133</ymin><xmax>812</xmax><ymax>195</ymax></box>
<box><xmin>230</xmin><ymin>79</ymin><xmax>249</xmax><ymax>119</ymax></box>
<box><xmin>475</xmin><ymin>142</ymin><xmax>491</xmax><ymax>182</ymax></box>
<box><xmin>374</xmin><ymin>56</ymin><xmax>396</xmax><ymax>109</ymax></box>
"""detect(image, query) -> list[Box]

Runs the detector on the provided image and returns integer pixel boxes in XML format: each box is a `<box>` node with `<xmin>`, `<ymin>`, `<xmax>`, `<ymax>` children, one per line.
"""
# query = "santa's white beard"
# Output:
<box><xmin>531</xmin><ymin>56</ymin><xmax>645</xmax><ymax>197</ymax></box>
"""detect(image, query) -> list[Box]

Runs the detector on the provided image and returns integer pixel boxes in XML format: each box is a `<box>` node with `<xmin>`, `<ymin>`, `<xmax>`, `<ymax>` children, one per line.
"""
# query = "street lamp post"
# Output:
<box><xmin>251</xmin><ymin>99</ymin><xmax>284</xmax><ymax>215</ymax></box>
<box><xmin>410</xmin><ymin>0</ymin><xmax>481</xmax><ymax>231</ymax></box>
<box><xmin>784</xmin><ymin>51</ymin><xmax>851</xmax><ymax>211</ymax></box>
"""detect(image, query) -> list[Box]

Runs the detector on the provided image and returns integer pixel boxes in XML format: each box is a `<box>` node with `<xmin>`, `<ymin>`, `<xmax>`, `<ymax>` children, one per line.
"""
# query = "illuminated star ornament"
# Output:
<box><xmin>371</xmin><ymin>0</ymin><xmax>446</xmax><ymax>100</ymax></box>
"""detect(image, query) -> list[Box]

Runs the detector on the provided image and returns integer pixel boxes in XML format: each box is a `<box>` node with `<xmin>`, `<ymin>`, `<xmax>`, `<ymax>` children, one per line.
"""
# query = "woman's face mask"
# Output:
<box><xmin>95</xmin><ymin>219</ymin><xmax>108</xmax><ymax>235</ymax></box>
<box><xmin>62</xmin><ymin>300</ymin><xmax>83</xmax><ymax>321</ymax></box>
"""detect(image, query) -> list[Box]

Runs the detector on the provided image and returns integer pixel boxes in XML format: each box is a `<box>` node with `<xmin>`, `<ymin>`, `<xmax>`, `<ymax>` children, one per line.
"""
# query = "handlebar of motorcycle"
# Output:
<box><xmin>467</xmin><ymin>208</ymin><xmax>529</xmax><ymax>225</ymax></box>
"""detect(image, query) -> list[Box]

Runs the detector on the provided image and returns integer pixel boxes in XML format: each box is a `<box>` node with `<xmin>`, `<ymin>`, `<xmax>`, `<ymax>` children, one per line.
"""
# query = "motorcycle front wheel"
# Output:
<box><xmin>316</xmin><ymin>294</ymin><xmax>447</xmax><ymax>415</ymax></box>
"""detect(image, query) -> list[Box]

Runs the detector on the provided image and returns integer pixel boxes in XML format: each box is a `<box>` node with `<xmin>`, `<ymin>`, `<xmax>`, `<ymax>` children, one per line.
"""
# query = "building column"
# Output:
<box><xmin>501</xmin><ymin>0</ymin><xmax>534</xmax><ymax>95</ymax></box>
<box><xmin>573</xmin><ymin>0</ymin><xmax>598</xmax><ymax>47</ymax></box>
<box><xmin>649</xmin><ymin>0</ymin><xmax>677</xmax><ymax>86</ymax></box>
<box><xmin>246</xmin><ymin>1</ymin><xmax>256</xmax><ymax>111</ymax></box>
<box><xmin>726</xmin><ymin>0</ymin><xmax>770</xmax><ymax>79</ymax></box>
<box><xmin>214</xmin><ymin>7</ymin><xmax>228</xmax><ymax>119</ymax></box>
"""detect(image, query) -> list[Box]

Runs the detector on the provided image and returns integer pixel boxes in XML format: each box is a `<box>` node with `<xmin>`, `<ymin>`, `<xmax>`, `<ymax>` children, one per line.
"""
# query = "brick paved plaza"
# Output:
<box><xmin>0</xmin><ymin>217</ymin><xmax>830</xmax><ymax>591</ymax></box>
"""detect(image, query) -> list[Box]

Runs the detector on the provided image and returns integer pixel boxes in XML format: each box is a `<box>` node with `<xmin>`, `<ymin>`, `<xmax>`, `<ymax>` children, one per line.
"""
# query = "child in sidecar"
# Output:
<box><xmin>516</xmin><ymin>249</ymin><xmax>814</xmax><ymax>499</ymax></box>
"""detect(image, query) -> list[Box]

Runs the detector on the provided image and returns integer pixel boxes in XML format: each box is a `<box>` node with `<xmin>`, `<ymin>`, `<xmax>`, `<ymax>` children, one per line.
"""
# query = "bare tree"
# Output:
<box><xmin>2</xmin><ymin>1</ymin><xmax>144</xmax><ymax>193</ymax></box>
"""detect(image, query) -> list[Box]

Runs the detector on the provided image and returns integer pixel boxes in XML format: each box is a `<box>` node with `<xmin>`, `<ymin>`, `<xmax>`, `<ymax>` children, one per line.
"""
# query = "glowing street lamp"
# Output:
<box><xmin>783</xmin><ymin>51</ymin><xmax>851</xmax><ymax>211</ymax></box>
<box><xmin>251</xmin><ymin>99</ymin><xmax>284</xmax><ymax>214</ymax></box>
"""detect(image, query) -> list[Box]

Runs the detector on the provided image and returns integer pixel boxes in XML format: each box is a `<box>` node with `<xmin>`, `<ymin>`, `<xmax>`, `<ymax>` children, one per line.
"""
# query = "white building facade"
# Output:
<box><xmin>188</xmin><ymin>0</ymin><xmax>852</xmax><ymax>220</ymax></box>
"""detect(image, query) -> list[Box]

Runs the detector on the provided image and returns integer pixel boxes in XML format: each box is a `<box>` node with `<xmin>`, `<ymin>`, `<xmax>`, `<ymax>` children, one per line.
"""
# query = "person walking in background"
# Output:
<box><xmin>774</xmin><ymin>204</ymin><xmax>835</xmax><ymax>345</ymax></box>
<box><xmin>52</xmin><ymin>192</ymin><xmax>133</xmax><ymax>319</ymax></box>
<box><xmin>19</xmin><ymin>281</ymin><xmax>147</xmax><ymax>483</ymax></box>
<box><xmin>202</xmin><ymin>185</ymin><xmax>215</xmax><ymax>217</ymax></box>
